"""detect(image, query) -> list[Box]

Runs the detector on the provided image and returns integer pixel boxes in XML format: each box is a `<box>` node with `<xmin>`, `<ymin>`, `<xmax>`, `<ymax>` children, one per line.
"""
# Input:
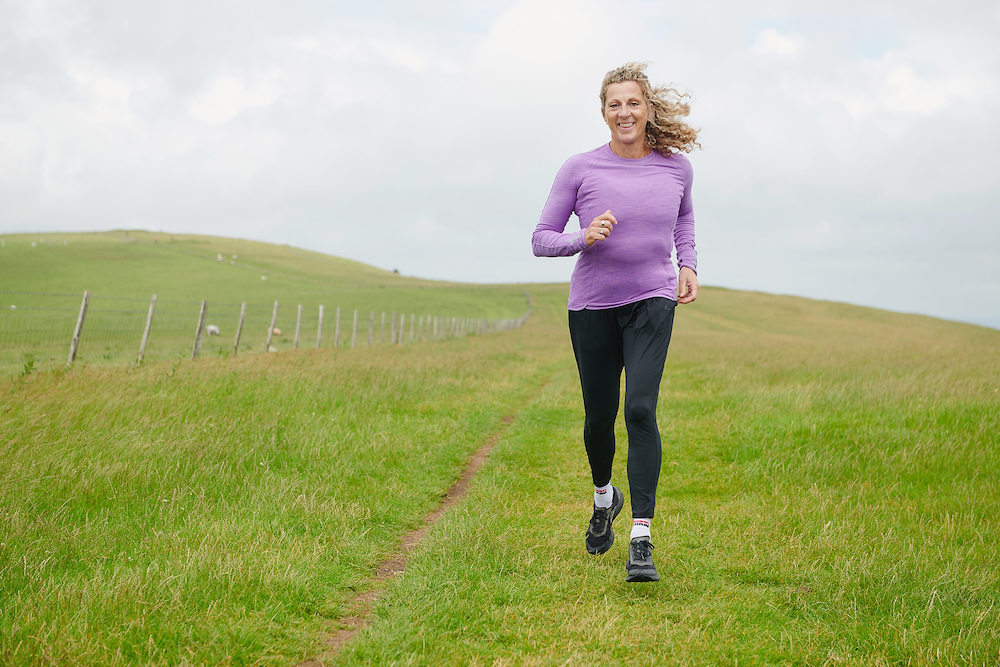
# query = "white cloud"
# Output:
<box><xmin>752</xmin><ymin>28</ymin><xmax>804</xmax><ymax>57</ymax></box>
<box><xmin>853</xmin><ymin>49</ymin><xmax>996</xmax><ymax>118</ymax></box>
<box><xmin>201</xmin><ymin>128</ymin><xmax>285</xmax><ymax>177</ymax></box>
<box><xmin>289</xmin><ymin>27</ymin><xmax>461</xmax><ymax>74</ymax></box>
<box><xmin>65</xmin><ymin>60</ymin><xmax>158</xmax><ymax>131</ymax></box>
<box><xmin>370</xmin><ymin>38</ymin><xmax>442</xmax><ymax>73</ymax></box>
<box><xmin>0</xmin><ymin>122</ymin><xmax>41</xmax><ymax>183</ymax></box>
<box><xmin>470</xmin><ymin>0</ymin><xmax>609</xmax><ymax>106</ymax></box>
<box><xmin>320</xmin><ymin>73</ymin><xmax>381</xmax><ymax>109</ymax></box>
<box><xmin>188</xmin><ymin>68</ymin><xmax>293</xmax><ymax>125</ymax></box>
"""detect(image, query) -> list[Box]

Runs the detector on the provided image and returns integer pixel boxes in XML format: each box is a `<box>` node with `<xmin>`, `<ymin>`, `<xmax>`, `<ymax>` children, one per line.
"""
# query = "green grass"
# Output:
<box><xmin>1</xmin><ymin>309</ymin><xmax>560</xmax><ymax>666</ymax></box>
<box><xmin>337</xmin><ymin>290</ymin><xmax>1000</xmax><ymax>666</ymax></box>
<box><xmin>2</xmin><ymin>234</ymin><xmax>999</xmax><ymax>665</ymax></box>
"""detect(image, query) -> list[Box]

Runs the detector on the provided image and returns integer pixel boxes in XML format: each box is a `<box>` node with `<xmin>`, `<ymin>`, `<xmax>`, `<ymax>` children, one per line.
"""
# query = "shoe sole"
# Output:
<box><xmin>585</xmin><ymin>488</ymin><xmax>624</xmax><ymax>555</ymax></box>
<box><xmin>625</xmin><ymin>569</ymin><xmax>660</xmax><ymax>583</ymax></box>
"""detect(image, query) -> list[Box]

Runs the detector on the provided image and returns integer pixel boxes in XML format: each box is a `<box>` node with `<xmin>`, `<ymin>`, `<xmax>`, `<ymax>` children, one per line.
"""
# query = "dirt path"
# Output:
<box><xmin>295</xmin><ymin>414</ymin><xmax>517</xmax><ymax>666</ymax></box>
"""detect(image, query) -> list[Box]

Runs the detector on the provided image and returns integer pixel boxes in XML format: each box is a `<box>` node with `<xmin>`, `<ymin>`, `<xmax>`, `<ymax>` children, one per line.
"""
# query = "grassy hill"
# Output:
<box><xmin>0</xmin><ymin>231</ymin><xmax>531</xmax><ymax>372</ymax></box>
<box><xmin>1</xmin><ymin>231</ymin><xmax>998</xmax><ymax>665</ymax></box>
<box><xmin>0</xmin><ymin>230</ymin><xmax>528</xmax><ymax>312</ymax></box>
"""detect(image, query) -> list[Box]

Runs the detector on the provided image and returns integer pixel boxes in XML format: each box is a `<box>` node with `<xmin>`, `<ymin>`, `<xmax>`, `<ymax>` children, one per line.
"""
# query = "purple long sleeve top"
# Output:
<box><xmin>532</xmin><ymin>143</ymin><xmax>697</xmax><ymax>311</ymax></box>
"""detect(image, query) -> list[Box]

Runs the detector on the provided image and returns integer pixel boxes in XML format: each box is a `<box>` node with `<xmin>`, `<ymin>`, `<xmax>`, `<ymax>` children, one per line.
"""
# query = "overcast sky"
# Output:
<box><xmin>2</xmin><ymin>0</ymin><xmax>999</xmax><ymax>328</ymax></box>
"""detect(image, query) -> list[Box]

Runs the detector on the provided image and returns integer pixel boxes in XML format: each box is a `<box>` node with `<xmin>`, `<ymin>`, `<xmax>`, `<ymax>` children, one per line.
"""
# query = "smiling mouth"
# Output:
<box><xmin>618</xmin><ymin>122</ymin><xmax>635</xmax><ymax>129</ymax></box>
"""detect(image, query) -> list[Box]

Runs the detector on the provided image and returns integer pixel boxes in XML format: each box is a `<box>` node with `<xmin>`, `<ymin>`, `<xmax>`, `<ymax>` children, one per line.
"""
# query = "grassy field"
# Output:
<box><xmin>2</xmin><ymin>235</ymin><xmax>999</xmax><ymax>665</ymax></box>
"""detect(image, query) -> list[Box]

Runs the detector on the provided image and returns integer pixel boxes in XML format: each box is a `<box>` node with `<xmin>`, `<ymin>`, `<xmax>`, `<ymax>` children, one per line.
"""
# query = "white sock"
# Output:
<box><xmin>630</xmin><ymin>518</ymin><xmax>651</xmax><ymax>540</ymax></box>
<box><xmin>594</xmin><ymin>483</ymin><xmax>613</xmax><ymax>508</ymax></box>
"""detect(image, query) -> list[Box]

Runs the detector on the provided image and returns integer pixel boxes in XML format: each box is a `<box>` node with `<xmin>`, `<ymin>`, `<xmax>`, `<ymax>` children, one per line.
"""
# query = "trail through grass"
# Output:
<box><xmin>340</xmin><ymin>289</ymin><xmax>1000</xmax><ymax>666</ymax></box>
<box><xmin>1</xmin><ymin>289</ymin><xmax>562</xmax><ymax>666</ymax></box>
<box><xmin>2</xmin><ymin>279</ymin><xmax>998</xmax><ymax>665</ymax></box>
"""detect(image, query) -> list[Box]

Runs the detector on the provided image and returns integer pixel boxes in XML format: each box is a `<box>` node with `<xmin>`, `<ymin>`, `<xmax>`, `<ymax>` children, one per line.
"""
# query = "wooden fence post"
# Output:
<box><xmin>392</xmin><ymin>312</ymin><xmax>398</xmax><ymax>344</ymax></box>
<box><xmin>352</xmin><ymin>310</ymin><xmax>358</xmax><ymax>348</ymax></box>
<box><xmin>380</xmin><ymin>312</ymin><xmax>386</xmax><ymax>343</ymax></box>
<box><xmin>334</xmin><ymin>307</ymin><xmax>340</xmax><ymax>348</ymax></box>
<box><xmin>265</xmin><ymin>300</ymin><xmax>279</xmax><ymax>351</ymax></box>
<box><xmin>137</xmin><ymin>293</ymin><xmax>157</xmax><ymax>365</ymax></box>
<box><xmin>294</xmin><ymin>304</ymin><xmax>302</xmax><ymax>349</ymax></box>
<box><xmin>233</xmin><ymin>302</ymin><xmax>247</xmax><ymax>355</ymax></box>
<box><xmin>398</xmin><ymin>313</ymin><xmax>404</xmax><ymax>345</ymax></box>
<box><xmin>316</xmin><ymin>305</ymin><xmax>324</xmax><ymax>349</ymax></box>
<box><xmin>192</xmin><ymin>299</ymin><xmax>208</xmax><ymax>359</ymax></box>
<box><xmin>67</xmin><ymin>290</ymin><xmax>90</xmax><ymax>365</ymax></box>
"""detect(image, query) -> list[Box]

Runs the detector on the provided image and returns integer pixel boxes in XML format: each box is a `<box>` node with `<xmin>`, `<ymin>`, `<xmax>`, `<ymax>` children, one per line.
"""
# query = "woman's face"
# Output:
<box><xmin>603</xmin><ymin>81</ymin><xmax>649</xmax><ymax>149</ymax></box>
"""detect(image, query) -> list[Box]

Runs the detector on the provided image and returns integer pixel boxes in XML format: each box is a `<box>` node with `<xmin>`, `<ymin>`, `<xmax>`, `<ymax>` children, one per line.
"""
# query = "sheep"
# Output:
<box><xmin>271</xmin><ymin>327</ymin><xmax>283</xmax><ymax>337</ymax></box>
<box><xmin>206</xmin><ymin>324</ymin><xmax>221</xmax><ymax>336</ymax></box>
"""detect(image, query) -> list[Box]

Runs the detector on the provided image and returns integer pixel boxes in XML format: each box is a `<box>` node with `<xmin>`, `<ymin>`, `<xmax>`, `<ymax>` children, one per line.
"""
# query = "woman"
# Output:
<box><xmin>531</xmin><ymin>62</ymin><xmax>700</xmax><ymax>583</ymax></box>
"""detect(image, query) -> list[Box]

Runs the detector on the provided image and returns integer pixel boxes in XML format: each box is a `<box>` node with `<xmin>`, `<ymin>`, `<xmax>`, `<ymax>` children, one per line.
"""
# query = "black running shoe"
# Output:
<box><xmin>625</xmin><ymin>536</ymin><xmax>659</xmax><ymax>582</ymax></box>
<box><xmin>585</xmin><ymin>486</ymin><xmax>623</xmax><ymax>554</ymax></box>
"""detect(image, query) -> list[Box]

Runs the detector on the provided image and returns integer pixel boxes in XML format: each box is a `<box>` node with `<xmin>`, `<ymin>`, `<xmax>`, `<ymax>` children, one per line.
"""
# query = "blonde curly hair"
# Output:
<box><xmin>600</xmin><ymin>62</ymin><xmax>701</xmax><ymax>156</ymax></box>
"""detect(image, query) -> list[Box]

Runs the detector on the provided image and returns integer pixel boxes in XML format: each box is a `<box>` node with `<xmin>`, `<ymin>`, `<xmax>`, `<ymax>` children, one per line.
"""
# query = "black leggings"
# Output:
<box><xmin>569</xmin><ymin>297</ymin><xmax>676</xmax><ymax>519</ymax></box>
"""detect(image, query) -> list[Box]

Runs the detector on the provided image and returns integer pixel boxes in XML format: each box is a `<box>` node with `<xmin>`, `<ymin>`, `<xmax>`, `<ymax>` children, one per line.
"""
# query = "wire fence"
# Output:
<box><xmin>1</xmin><ymin>290</ymin><xmax>532</xmax><ymax>377</ymax></box>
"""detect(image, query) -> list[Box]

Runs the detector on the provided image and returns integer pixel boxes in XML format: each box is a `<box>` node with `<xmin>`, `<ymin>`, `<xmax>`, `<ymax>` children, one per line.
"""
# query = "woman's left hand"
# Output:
<box><xmin>677</xmin><ymin>267</ymin><xmax>699</xmax><ymax>304</ymax></box>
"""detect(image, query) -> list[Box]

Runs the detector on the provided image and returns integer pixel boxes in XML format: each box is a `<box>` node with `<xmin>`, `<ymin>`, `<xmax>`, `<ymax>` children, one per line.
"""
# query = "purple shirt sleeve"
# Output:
<box><xmin>531</xmin><ymin>155</ymin><xmax>591</xmax><ymax>257</ymax></box>
<box><xmin>674</xmin><ymin>162</ymin><xmax>697</xmax><ymax>273</ymax></box>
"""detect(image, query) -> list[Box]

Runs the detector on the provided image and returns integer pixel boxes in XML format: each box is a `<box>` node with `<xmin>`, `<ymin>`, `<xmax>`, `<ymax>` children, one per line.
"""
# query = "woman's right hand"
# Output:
<box><xmin>584</xmin><ymin>210</ymin><xmax>617</xmax><ymax>247</ymax></box>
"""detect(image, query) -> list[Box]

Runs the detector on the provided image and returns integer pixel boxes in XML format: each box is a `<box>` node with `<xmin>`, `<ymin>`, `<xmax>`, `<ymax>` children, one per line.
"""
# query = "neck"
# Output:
<box><xmin>609</xmin><ymin>141</ymin><xmax>651</xmax><ymax>159</ymax></box>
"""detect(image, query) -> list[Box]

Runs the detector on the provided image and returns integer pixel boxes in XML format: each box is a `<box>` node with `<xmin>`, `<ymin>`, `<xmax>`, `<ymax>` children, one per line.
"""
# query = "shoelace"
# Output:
<box><xmin>631</xmin><ymin>540</ymin><xmax>653</xmax><ymax>561</ymax></box>
<box><xmin>590</xmin><ymin>506</ymin><xmax>610</xmax><ymax>531</ymax></box>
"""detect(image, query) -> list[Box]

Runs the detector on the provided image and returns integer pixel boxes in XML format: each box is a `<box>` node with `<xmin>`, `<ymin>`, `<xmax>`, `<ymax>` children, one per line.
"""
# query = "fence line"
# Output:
<box><xmin>1</xmin><ymin>290</ymin><xmax>532</xmax><ymax>375</ymax></box>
